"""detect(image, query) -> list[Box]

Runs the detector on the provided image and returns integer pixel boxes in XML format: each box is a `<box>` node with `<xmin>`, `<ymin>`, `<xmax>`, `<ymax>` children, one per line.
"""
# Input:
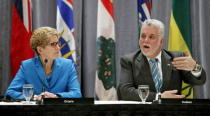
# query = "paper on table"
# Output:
<box><xmin>94</xmin><ymin>100</ymin><xmax>152</xmax><ymax>104</ymax></box>
<box><xmin>0</xmin><ymin>101</ymin><xmax>37</xmax><ymax>105</ymax></box>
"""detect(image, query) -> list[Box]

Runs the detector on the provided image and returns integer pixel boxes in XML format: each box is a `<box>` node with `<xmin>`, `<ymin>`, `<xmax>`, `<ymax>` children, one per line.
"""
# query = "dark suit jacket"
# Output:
<box><xmin>117</xmin><ymin>49</ymin><xmax>206</xmax><ymax>101</ymax></box>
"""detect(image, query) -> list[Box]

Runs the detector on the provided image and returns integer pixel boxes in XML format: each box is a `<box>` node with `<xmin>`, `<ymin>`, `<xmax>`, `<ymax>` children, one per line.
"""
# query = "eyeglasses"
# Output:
<box><xmin>49</xmin><ymin>41</ymin><xmax>61</xmax><ymax>47</ymax></box>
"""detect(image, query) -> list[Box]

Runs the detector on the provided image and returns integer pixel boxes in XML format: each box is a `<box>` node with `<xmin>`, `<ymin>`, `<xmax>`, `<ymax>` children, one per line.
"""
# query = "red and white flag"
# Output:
<box><xmin>10</xmin><ymin>0</ymin><xmax>34</xmax><ymax>78</ymax></box>
<box><xmin>95</xmin><ymin>0</ymin><xmax>117</xmax><ymax>100</ymax></box>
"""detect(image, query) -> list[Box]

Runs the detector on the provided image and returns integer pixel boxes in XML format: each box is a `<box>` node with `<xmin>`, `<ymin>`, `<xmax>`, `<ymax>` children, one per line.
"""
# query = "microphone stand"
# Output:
<box><xmin>157</xmin><ymin>92</ymin><xmax>161</xmax><ymax>104</ymax></box>
<box><xmin>40</xmin><ymin>59</ymin><xmax>48</xmax><ymax>105</ymax></box>
<box><xmin>40</xmin><ymin>86</ymin><xmax>45</xmax><ymax>105</ymax></box>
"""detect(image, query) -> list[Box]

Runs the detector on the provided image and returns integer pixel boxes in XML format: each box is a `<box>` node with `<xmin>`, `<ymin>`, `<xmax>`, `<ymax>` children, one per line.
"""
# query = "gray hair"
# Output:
<box><xmin>142</xmin><ymin>19</ymin><xmax>165</xmax><ymax>38</ymax></box>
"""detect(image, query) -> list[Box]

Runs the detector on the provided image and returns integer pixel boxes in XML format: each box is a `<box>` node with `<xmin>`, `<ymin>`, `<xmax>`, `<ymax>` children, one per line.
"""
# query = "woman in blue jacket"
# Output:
<box><xmin>5</xmin><ymin>27</ymin><xmax>82</xmax><ymax>100</ymax></box>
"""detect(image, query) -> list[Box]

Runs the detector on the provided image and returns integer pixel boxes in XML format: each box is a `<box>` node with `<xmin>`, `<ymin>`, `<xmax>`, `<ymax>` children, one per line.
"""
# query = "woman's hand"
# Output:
<box><xmin>33</xmin><ymin>92</ymin><xmax>58</xmax><ymax>101</ymax></box>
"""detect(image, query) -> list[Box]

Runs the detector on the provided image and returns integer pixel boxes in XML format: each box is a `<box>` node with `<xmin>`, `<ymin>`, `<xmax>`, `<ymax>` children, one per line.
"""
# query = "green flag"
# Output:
<box><xmin>168</xmin><ymin>0</ymin><xmax>193</xmax><ymax>98</ymax></box>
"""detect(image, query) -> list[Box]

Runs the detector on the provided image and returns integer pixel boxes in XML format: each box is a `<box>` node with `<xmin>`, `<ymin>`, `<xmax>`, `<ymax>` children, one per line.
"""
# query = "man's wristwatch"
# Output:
<box><xmin>192</xmin><ymin>64</ymin><xmax>202</xmax><ymax>72</ymax></box>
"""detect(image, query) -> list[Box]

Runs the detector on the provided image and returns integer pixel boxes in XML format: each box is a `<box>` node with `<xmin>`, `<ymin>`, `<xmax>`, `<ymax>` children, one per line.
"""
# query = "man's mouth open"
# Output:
<box><xmin>143</xmin><ymin>45</ymin><xmax>150</xmax><ymax>49</ymax></box>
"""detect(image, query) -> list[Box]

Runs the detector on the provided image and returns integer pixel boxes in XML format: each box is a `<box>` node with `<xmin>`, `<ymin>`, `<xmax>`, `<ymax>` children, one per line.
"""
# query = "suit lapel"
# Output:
<box><xmin>49</xmin><ymin>58</ymin><xmax>61</xmax><ymax>88</ymax></box>
<box><xmin>34</xmin><ymin>57</ymin><xmax>48</xmax><ymax>90</ymax></box>
<box><xmin>136</xmin><ymin>52</ymin><xmax>155</xmax><ymax>90</ymax></box>
<box><xmin>161</xmin><ymin>50</ymin><xmax>173</xmax><ymax>91</ymax></box>
<box><xmin>135</xmin><ymin>50</ymin><xmax>174</xmax><ymax>92</ymax></box>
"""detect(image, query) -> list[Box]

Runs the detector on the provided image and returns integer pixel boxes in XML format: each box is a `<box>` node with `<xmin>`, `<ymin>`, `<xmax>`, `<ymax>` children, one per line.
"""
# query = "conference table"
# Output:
<box><xmin>0</xmin><ymin>98</ymin><xmax>210</xmax><ymax>116</ymax></box>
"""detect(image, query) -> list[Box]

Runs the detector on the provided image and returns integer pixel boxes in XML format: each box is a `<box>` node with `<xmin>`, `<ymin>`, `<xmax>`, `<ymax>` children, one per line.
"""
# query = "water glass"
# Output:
<box><xmin>138</xmin><ymin>85</ymin><xmax>149</xmax><ymax>104</ymax></box>
<box><xmin>22</xmin><ymin>84</ymin><xmax>34</xmax><ymax>104</ymax></box>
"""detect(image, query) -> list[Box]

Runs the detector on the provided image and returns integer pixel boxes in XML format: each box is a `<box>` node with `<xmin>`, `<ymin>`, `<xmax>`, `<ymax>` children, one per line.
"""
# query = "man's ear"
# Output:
<box><xmin>37</xmin><ymin>46</ymin><xmax>42</xmax><ymax>54</ymax></box>
<box><xmin>160</xmin><ymin>38</ymin><xmax>164</xmax><ymax>45</ymax></box>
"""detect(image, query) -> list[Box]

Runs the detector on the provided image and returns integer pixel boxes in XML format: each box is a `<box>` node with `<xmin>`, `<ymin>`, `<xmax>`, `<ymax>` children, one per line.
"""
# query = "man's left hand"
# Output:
<box><xmin>172</xmin><ymin>56</ymin><xmax>196</xmax><ymax>71</ymax></box>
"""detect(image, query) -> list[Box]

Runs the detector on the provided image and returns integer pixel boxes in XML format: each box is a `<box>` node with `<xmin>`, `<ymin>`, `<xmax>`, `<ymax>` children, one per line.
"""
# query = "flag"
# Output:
<box><xmin>168</xmin><ymin>0</ymin><xmax>193</xmax><ymax>98</ymax></box>
<box><xmin>95</xmin><ymin>0</ymin><xmax>117</xmax><ymax>100</ymax></box>
<box><xmin>137</xmin><ymin>0</ymin><xmax>152</xmax><ymax>39</ymax></box>
<box><xmin>10</xmin><ymin>0</ymin><xmax>34</xmax><ymax>78</ymax></box>
<box><xmin>57</xmin><ymin>0</ymin><xmax>76</xmax><ymax>62</ymax></box>
<box><xmin>137</xmin><ymin>0</ymin><xmax>152</xmax><ymax>23</ymax></box>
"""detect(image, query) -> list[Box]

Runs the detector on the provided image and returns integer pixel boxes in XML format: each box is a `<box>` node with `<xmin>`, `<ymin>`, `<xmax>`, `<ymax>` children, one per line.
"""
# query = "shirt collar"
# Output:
<box><xmin>146</xmin><ymin>51</ymin><xmax>162</xmax><ymax>64</ymax></box>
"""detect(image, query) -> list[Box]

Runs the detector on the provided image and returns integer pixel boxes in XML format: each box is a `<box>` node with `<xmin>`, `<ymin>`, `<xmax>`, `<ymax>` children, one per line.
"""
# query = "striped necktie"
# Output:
<box><xmin>149</xmin><ymin>58</ymin><xmax>162</xmax><ymax>92</ymax></box>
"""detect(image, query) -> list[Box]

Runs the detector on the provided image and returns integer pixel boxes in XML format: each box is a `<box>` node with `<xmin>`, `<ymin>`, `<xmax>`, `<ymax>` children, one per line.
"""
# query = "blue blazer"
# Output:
<box><xmin>5</xmin><ymin>56</ymin><xmax>82</xmax><ymax>99</ymax></box>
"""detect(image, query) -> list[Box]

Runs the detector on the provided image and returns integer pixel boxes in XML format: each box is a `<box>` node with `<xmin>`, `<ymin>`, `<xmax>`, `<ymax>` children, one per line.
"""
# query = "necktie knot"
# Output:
<box><xmin>149</xmin><ymin>58</ymin><xmax>158</xmax><ymax>64</ymax></box>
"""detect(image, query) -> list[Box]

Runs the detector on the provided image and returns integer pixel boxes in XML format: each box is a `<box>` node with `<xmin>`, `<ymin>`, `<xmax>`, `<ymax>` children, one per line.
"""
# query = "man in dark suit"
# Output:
<box><xmin>117</xmin><ymin>19</ymin><xmax>206</xmax><ymax>101</ymax></box>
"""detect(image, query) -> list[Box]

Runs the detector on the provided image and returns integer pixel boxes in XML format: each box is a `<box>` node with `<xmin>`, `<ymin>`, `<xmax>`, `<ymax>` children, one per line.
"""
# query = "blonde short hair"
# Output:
<box><xmin>30</xmin><ymin>27</ymin><xmax>58</xmax><ymax>54</ymax></box>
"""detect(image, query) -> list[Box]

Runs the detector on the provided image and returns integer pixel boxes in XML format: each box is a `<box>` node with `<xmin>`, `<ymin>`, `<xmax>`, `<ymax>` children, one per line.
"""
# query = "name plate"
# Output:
<box><xmin>158</xmin><ymin>99</ymin><xmax>210</xmax><ymax>104</ymax></box>
<box><xmin>43</xmin><ymin>98</ymin><xmax>94</xmax><ymax>105</ymax></box>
